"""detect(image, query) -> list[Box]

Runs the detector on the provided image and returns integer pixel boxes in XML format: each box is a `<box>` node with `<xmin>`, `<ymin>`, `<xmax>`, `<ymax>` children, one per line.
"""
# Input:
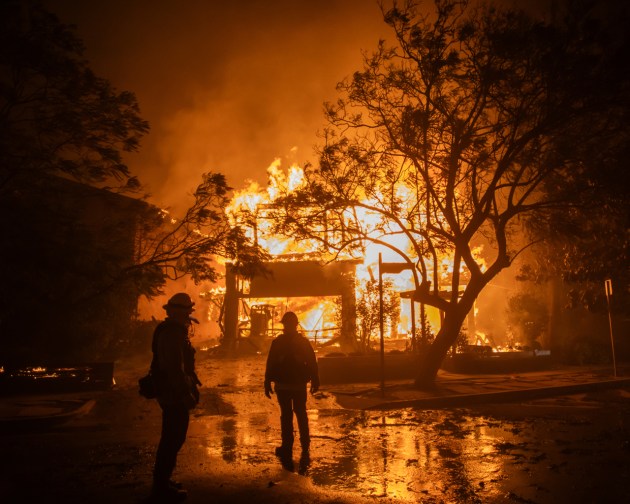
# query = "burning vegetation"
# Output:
<box><xmin>2</xmin><ymin>1</ymin><xmax>627</xmax><ymax>383</ymax></box>
<box><xmin>207</xmin><ymin>0</ymin><xmax>630</xmax><ymax>388</ymax></box>
<box><xmin>216</xmin><ymin>159</ymin><xmax>483</xmax><ymax>359</ymax></box>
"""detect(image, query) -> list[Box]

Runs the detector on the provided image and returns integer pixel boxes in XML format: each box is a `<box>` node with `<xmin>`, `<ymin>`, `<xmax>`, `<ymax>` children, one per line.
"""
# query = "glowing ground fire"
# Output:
<box><xmin>222</xmin><ymin>160</ymin><xmax>498</xmax><ymax>350</ymax></box>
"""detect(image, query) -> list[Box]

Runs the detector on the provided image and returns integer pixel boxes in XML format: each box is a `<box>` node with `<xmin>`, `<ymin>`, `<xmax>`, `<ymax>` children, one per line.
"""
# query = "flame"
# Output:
<box><xmin>224</xmin><ymin>160</ymin><xmax>485</xmax><ymax>339</ymax></box>
<box><xmin>226</xmin><ymin>160</ymin><xmax>322</xmax><ymax>257</ymax></box>
<box><xmin>236</xmin><ymin>296</ymin><xmax>339</xmax><ymax>344</ymax></box>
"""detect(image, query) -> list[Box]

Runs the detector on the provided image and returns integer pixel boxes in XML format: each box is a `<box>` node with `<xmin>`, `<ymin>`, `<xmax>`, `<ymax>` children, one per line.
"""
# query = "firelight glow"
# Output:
<box><xmin>225</xmin><ymin>160</ymin><xmax>463</xmax><ymax>339</ymax></box>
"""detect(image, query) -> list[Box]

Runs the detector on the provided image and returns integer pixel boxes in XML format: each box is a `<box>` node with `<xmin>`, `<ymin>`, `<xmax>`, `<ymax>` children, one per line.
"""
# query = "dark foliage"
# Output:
<box><xmin>0</xmin><ymin>0</ymin><xmax>149</xmax><ymax>191</ymax></box>
<box><xmin>270</xmin><ymin>0</ymin><xmax>630</xmax><ymax>385</ymax></box>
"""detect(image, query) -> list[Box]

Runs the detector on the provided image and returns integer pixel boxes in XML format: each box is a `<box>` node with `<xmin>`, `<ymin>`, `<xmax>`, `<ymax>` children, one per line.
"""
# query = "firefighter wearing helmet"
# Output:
<box><xmin>264</xmin><ymin>311</ymin><xmax>320</xmax><ymax>466</ymax></box>
<box><xmin>149</xmin><ymin>292</ymin><xmax>201</xmax><ymax>501</ymax></box>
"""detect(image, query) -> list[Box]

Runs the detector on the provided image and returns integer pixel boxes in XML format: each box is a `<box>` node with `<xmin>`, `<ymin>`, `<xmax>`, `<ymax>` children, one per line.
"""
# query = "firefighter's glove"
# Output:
<box><xmin>310</xmin><ymin>380</ymin><xmax>320</xmax><ymax>395</ymax></box>
<box><xmin>264</xmin><ymin>381</ymin><xmax>273</xmax><ymax>399</ymax></box>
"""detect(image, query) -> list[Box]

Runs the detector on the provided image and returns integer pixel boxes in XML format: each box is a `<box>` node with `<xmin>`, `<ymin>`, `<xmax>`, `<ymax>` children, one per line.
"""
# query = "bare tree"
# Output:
<box><xmin>131</xmin><ymin>172</ymin><xmax>269</xmax><ymax>291</ymax></box>
<box><xmin>270</xmin><ymin>0</ymin><xmax>629</xmax><ymax>386</ymax></box>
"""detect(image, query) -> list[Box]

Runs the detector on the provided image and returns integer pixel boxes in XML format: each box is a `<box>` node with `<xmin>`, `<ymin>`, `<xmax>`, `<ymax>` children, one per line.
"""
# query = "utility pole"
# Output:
<box><xmin>378</xmin><ymin>254</ymin><xmax>385</xmax><ymax>397</ymax></box>
<box><xmin>605</xmin><ymin>279</ymin><xmax>617</xmax><ymax>377</ymax></box>
<box><xmin>378</xmin><ymin>257</ymin><xmax>414</xmax><ymax>397</ymax></box>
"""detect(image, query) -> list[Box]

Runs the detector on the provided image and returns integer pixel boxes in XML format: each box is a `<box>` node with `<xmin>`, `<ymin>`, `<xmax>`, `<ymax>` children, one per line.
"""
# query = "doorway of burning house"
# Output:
<box><xmin>222</xmin><ymin>260</ymin><xmax>360</xmax><ymax>352</ymax></box>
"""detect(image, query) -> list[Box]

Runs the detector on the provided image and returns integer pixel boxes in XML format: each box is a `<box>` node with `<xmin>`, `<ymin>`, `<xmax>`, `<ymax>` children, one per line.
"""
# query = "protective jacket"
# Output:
<box><xmin>151</xmin><ymin>318</ymin><xmax>200</xmax><ymax>408</ymax></box>
<box><xmin>265</xmin><ymin>330</ymin><xmax>320</xmax><ymax>391</ymax></box>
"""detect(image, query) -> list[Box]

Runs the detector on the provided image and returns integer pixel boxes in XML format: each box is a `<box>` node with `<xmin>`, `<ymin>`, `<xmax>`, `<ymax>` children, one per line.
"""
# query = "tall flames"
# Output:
<box><xmin>223</xmin><ymin>159</ymin><xmax>466</xmax><ymax>345</ymax></box>
<box><xmin>224</xmin><ymin>161</ymin><xmax>343</xmax><ymax>341</ymax></box>
<box><xmin>140</xmin><ymin>158</ymin><xmax>499</xmax><ymax>350</ymax></box>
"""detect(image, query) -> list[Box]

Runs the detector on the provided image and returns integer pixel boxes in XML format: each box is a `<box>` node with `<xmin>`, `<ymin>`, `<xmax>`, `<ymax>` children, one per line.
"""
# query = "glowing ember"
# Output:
<box><xmin>224</xmin><ymin>161</ymin><xmax>449</xmax><ymax>343</ymax></box>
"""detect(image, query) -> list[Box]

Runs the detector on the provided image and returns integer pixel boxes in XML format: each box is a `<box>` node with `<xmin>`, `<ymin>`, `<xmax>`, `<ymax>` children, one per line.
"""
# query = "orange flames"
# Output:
<box><xmin>141</xmin><ymin>159</ymin><xmax>493</xmax><ymax>347</ymax></box>
<box><xmin>224</xmin><ymin>160</ymin><xmax>465</xmax><ymax>344</ymax></box>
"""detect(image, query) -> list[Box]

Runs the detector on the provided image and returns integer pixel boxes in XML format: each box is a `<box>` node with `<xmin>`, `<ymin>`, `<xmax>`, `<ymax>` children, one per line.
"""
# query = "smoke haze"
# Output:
<box><xmin>41</xmin><ymin>1</ymin><xmax>541</xmax><ymax>339</ymax></box>
<box><xmin>46</xmin><ymin>0</ymin><xmax>390</xmax><ymax>211</ymax></box>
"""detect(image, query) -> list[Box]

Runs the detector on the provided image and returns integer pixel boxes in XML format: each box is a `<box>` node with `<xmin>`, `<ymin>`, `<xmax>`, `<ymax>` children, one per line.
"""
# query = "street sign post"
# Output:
<box><xmin>604</xmin><ymin>279</ymin><xmax>617</xmax><ymax>378</ymax></box>
<box><xmin>378</xmin><ymin>256</ymin><xmax>414</xmax><ymax>396</ymax></box>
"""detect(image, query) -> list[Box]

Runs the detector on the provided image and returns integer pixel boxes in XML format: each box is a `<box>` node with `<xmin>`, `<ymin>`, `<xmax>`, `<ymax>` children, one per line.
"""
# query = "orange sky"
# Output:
<box><xmin>46</xmin><ymin>0</ymin><xmax>390</xmax><ymax>212</ymax></box>
<box><xmin>42</xmin><ymin>1</ymin><xmax>551</xmax><ymax>339</ymax></box>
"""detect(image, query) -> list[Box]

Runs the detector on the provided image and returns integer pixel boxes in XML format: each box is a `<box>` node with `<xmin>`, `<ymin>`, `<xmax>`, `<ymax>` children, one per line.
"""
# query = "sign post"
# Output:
<box><xmin>605</xmin><ymin>279</ymin><xmax>617</xmax><ymax>378</ymax></box>
<box><xmin>378</xmin><ymin>258</ymin><xmax>414</xmax><ymax>396</ymax></box>
<box><xmin>378</xmin><ymin>254</ymin><xmax>385</xmax><ymax>396</ymax></box>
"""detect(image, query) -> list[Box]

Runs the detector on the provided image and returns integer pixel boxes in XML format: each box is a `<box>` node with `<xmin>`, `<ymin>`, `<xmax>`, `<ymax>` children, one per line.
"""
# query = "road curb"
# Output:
<box><xmin>0</xmin><ymin>398</ymin><xmax>96</xmax><ymax>430</ymax></box>
<box><xmin>364</xmin><ymin>377</ymin><xmax>630</xmax><ymax>410</ymax></box>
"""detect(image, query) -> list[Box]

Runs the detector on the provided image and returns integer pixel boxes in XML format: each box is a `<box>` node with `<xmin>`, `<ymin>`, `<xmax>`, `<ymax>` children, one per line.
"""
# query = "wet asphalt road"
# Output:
<box><xmin>1</xmin><ymin>354</ymin><xmax>629</xmax><ymax>503</ymax></box>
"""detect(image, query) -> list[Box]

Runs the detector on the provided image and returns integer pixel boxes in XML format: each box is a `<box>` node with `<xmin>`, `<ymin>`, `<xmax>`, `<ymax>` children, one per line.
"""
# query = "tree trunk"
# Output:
<box><xmin>414</xmin><ymin>314</ymin><xmax>463</xmax><ymax>387</ymax></box>
<box><xmin>546</xmin><ymin>276</ymin><xmax>564</xmax><ymax>353</ymax></box>
<box><xmin>414</xmin><ymin>291</ymin><xmax>478</xmax><ymax>388</ymax></box>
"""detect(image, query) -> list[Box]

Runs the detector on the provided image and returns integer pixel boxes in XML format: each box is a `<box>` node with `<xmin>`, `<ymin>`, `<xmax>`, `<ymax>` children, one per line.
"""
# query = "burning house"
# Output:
<box><xmin>218</xmin><ymin>160</ymin><xmax>527</xmax><ymax>360</ymax></box>
<box><xmin>221</xmin><ymin>259</ymin><xmax>360</xmax><ymax>351</ymax></box>
<box><xmin>219</xmin><ymin>161</ymin><xmax>447</xmax><ymax>354</ymax></box>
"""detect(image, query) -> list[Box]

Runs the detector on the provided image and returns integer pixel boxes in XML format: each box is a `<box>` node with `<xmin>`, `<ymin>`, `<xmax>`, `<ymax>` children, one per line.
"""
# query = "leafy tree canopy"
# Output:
<box><xmin>268</xmin><ymin>0</ymin><xmax>630</xmax><ymax>385</ymax></box>
<box><xmin>0</xmin><ymin>1</ymin><xmax>268</xmax><ymax>294</ymax></box>
<box><xmin>0</xmin><ymin>0</ymin><xmax>149</xmax><ymax>191</ymax></box>
<box><xmin>0</xmin><ymin>2</ymin><xmax>268</xmax><ymax>362</ymax></box>
<box><xmin>517</xmin><ymin>0</ymin><xmax>630</xmax><ymax>315</ymax></box>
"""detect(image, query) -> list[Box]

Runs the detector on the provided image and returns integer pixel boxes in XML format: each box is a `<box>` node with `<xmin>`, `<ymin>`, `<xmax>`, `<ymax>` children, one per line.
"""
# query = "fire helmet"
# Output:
<box><xmin>163</xmin><ymin>292</ymin><xmax>195</xmax><ymax>311</ymax></box>
<box><xmin>280</xmin><ymin>311</ymin><xmax>299</xmax><ymax>327</ymax></box>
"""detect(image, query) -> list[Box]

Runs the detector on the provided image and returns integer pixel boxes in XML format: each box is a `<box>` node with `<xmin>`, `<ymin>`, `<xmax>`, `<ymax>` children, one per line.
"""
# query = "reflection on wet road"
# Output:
<box><xmin>188</xmin><ymin>355</ymin><xmax>630</xmax><ymax>503</ymax></box>
<box><xmin>197</xmin><ymin>404</ymin><xmax>525</xmax><ymax>501</ymax></box>
<box><xmin>2</xmin><ymin>355</ymin><xmax>628</xmax><ymax>503</ymax></box>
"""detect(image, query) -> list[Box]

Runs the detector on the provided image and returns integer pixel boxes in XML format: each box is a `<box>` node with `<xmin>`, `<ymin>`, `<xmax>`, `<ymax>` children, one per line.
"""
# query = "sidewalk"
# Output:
<box><xmin>327</xmin><ymin>364</ymin><xmax>630</xmax><ymax>410</ymax></box>
<box><xmin>1</xmin><ymin>365</ymin><xmax>629</xmax><ymax>428</ymax></box>
<box><xmin>0</xmin><ymin>394</ymin><xmax>96</xmax><ymax>429</ymax></box>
